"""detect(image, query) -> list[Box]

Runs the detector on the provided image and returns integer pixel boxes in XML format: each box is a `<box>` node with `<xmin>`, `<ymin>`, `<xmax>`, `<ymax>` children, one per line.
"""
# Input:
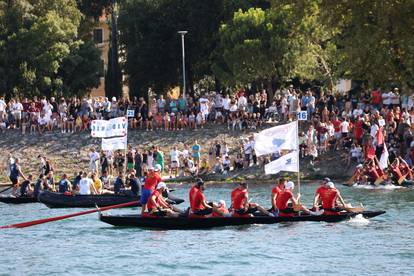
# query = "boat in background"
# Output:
<box><xmin>38</xmin><ymin>191</ymin><xmax>184</xmax><ymax>208</ymax></box>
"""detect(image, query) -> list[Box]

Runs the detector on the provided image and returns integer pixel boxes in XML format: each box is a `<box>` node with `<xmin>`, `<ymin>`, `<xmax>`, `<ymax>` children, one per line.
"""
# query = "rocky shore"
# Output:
<box><xmin>0</xmin><ymin>123</ymin><xmax>354</xmax><ymax>185</ymax></box>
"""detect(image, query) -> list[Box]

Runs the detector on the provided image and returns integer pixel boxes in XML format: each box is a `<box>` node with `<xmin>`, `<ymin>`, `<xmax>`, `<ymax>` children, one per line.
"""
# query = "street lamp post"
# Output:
<box><xmin>178</xmin><ymin>31</ymin><xmax>188</xmax><ymax>97</ymax></box>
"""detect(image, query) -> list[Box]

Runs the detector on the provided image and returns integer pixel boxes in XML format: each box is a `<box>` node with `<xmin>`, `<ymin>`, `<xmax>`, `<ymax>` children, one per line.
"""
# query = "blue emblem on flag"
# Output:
<box><xmin>272</xmin><ymin>138</ymin><xmax>285</xmax><ymax>148</ymax></box>
<box><xmin>285</xmin><ymin>158</ymin><xmax>292</xmax><ymax>165</ymax></box>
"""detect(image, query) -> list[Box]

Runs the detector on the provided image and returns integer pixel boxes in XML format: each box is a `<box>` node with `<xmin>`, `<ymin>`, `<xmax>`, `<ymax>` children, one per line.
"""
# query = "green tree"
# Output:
<box><xmin>320</xmin><ymin>0</ymin><xmax>414</xmax><ymax>90</ymax></box>
<box><xmin>0</xmin><ymin>0</ymin><xmax>103</xmax><ymax>98</ymax></box>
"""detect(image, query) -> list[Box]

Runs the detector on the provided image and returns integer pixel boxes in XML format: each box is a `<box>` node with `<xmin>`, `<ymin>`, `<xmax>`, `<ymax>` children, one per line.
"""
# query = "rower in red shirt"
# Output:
<box><xmin>312</xmin><ymin>177</ymin><xmax>331</xmax><ymax>208</ymax></box>
<box><xmin>189</xmin><ymin>178</ymin><xmax>217</xmax><ymax>216</ymax></box>
<box><xmin>271</xmin><ymin>178</ymin><xmax>286</xmax><ymax>213</ymax></box>
<box><xmin>146</xmin><ymin>182</ymin><xmax>179</xmax><ymax>217</ymax></box>
<box><xmin>317</xmin><ymin>182</ymin><xmax>347</xmax><ymax>215</ymax></box>
<box><xmin>141</xmin><ymin>165</ymin><xmax>162</xmax><ymax>214</ymax></box>
<box><xmin>212</xmin><ymin>200</ymin><xmax>230</xmax><ymax>217</ymax></box>
<box><xmin>231</xmin><ymin>182</ymin><xmax>273</xmax><ymax>217</ymax></box>
<box><xmin>277</xmin><ymin>181</ymin><xmax>321</xmax><ymax>217</ymax></box>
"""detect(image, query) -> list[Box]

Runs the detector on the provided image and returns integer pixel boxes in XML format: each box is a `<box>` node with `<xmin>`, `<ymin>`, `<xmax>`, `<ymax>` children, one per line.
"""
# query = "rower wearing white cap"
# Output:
<box><xmin>276</xmin><ymin>181</ymin><xmax>321</xmax><ymax>217</ymax></box>
<box><xmin>312</xmin><ymin>177</ymin><xmax>331</xmax><ymax>208</ymax></box>
<box><xmin>317</xmin><ymin>181</ymin><xmax>348</xmax><ymax>215</ymax></box>
<box><xmin>146</xmin><ymin>182</ymin><xmax>179</xmax><ymax>217</ymax></box>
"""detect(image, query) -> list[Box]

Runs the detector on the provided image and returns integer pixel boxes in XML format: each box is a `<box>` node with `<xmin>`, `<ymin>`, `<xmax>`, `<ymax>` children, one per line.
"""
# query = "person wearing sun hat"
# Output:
<box><xmin>277</xmin><ymin>181</ymin><xmax>322</xmax><ymax>217</ymax></box>
<box><xmin>146</xmin><ymin>182</ymin><xmax>179</xmax><ymax>217</ymax></box>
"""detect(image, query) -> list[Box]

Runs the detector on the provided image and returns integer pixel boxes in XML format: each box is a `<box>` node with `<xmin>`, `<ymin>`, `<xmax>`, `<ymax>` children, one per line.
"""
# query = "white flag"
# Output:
<box><xmin>102</xmin><ymin>136</ymin><xmax>127</xmax><ymax>151</ymax></box>
<box><xmin>91</xmin><ymin>117</ymin><xmax>128</xmax><ymax>138</ymax></box>
<box><xmin>379</xmin><ymin>144</ymin><xmax>389</xmax><ymax>169</ymax></box>
<box><xmin>254</xmin><ymin>121</ymin><xmax>298</xmax><ymax>156</ymax></box>
<box><xmin>265</xmin><ymin>151</ymin><xmax>299</xmax><ymax>175</ymax></box>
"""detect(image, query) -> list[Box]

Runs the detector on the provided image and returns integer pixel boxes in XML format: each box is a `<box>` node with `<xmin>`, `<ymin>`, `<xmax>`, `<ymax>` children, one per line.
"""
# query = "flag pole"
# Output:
<box><xmin>296</xmin><ymin>119</ymin><xmax>300</xmax><ymax>195</ymax></box>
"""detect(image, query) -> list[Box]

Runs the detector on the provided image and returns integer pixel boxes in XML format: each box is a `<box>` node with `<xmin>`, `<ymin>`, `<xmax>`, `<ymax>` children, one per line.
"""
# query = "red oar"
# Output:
<box><xmin>0</xmin><ymin>201</ymin><xmax>137</xmax><ymax>229</ymax></box>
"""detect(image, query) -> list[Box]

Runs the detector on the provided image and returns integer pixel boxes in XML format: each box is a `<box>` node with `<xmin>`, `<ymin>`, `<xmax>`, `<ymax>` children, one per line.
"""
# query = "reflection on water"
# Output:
<box><xmin>0</xmin><ymin>182</ymin><xmax>413</xmax><ymax>275</ymax></box>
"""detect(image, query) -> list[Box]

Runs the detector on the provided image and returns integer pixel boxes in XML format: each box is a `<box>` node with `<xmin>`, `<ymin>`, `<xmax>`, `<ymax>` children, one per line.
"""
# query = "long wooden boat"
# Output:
<box><xmin>0</xmin><ymin>196</ymin><xmax>38</xmax><ymax>204</ymax></box>
<box><xmin>99</xmin><ymin>210</ymin><xmax>386</xmax><ymax>230</ymax></box>
<box><xmin>38</xmin><ymin>191</ymin><xmax>184</xmax><ymax>208</ymax></box>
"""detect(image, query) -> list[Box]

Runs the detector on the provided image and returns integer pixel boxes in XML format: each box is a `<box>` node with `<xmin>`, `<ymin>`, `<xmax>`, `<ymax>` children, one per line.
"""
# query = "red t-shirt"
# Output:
<box><xmin>231</xmin><ymin>187</ymin><xmax>247</xmax><ymax>210</ymax></box>
<box><xmin>190</xmin><ymin>188</ymin><xmax>206</xmax><ymax>211</ymax></box>
<box><xmin>371</xmin><ymin>90</ymin><xmax>382</xmax><ymax>104</ymax></box>
<box><xmin>276</xmin><ymin>190</ymin><xmax>293</xmax><ymax>210</ymax></box>
<box><xmin>319</xmin><ymin>188</ymin><xmax>338</xmax><ymax>209</ymax></box>
<box><xmin>354</xmin><ymin>120</ymin><xmax>363</xmax><ymax>140</ymax></box>
<box><xmin>147</xmin><ymin>190</ymin><xmax>162</xmax><ymax>210</ymax></box>
<box><xmin>316</xmin><ymin>185</ymin><xmax>327</xmax><ymax>197</ymax></box>
<box><xmin>365</xmin><ymin>145</ymin><xmax>376</xmax><ymax>160</ymax></box>
<box><xmin>143</xmin><ymin>173</ymin><xmax>161</xmax><ymax>190</ymax></box>
<box><xmin>189</xmin><ymin>185</ymin><xmax>198</xmax><ymax>209</ymax></box>
<box><xmin>332</xmin><ymin>120</ymin><xmax>341</xmax><ymax>133</ymax></box>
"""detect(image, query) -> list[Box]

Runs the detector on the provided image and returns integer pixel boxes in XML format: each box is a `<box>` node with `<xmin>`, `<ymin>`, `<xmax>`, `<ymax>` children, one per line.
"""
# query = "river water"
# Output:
<box><xmin>1</xmin><ymin>182</ymin><xmax>413</xmax><ymax>276</ymax></box>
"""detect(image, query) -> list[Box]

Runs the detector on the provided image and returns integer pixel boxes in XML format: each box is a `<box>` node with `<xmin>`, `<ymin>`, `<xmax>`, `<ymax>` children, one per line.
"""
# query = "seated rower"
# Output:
<box><xmin>79</xmin><ymin>173</ymin><xmax>96</xmax><ymax>195</ymax></box>
<box><xmin>314</xmin><ymin>182</ymin><xmax>347</xmax><ymax>215</ymax></box>
<box><xmin>58</xmin><ymin>174</ymin><xmax>72</xmax><ymax>194</ymax></box>
<box><xmin>312</xmin><ymin>177</ymin><xmax>331</xmax><ymax>208</ymax></box>
<box><xmin>72</xmin><ymin>171</ymin><xmax>83</xmax><ymax>192</ymax></box>
<box><xmin>127</xmin><ymin>173</ymin><xmax>140</xmax><ymax>197</ymax></box>
<box><xmin>91</xmin><ymin>174</ymin><xmax>103</xmax><ymax>194</ymax></box>
<box><xmin>189</xmin><ymin>178</ymin><xmax>218</xmax><ymax>217</ymax></box>
<box><xmin>270</xmin><ymin>178</ymin><xmax>287</xmax><ymax>215</ymax></box>
<box><xmin>33</xmin><ymin>174</ymin><xmax>45</xmax><ymax>198</ymax></box>
<box><xmin>146</xmin><ymin>182</ymin><xmax>179</xmax><ymax>217</ymax></box>
<box><xmin>114</xmin><ymin>171</ymin><xmax>125</xmax><ymax>194</ymax></box>
<box><xmin>231</xmin><ymin>182</ymin><xmax>273</xmax><ymax>217</ymax></box>
<box><xmin>20</xmin><ymin>174</ymin><xmax>34</xmax><ymax>197</ymax></box>
<box><xmin>212</xmin><ymin>200</ymin><xmax>230</xmax><ymax>217</ymax></box>
<box><xmin>277</xmin><ymin>181</ymin><xmax>320</xmax><ymax>217</ymax></box>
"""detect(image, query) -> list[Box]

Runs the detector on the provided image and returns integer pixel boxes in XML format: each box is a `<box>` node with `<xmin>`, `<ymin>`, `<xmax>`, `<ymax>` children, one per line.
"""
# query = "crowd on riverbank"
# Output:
<box><xmin>2</xmin><ymin>86</ymin><xmax>414</xmax><ymax>179</ymax></box>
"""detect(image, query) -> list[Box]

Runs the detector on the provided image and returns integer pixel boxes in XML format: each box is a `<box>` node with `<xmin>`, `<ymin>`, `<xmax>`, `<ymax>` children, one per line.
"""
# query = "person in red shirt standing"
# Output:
<box><xmin>189</xmin><ymin>178</ymin><xmax>218</xmax><ymax>216</ymax></box>
<box><xmin>270</xmin><ymin>178</ymin><xmax>286</xmax><ymax>214</ymax></box>
<box><xmin>231</xmin><ymin>182</ymin><xmax>273</xmax><ymax>217</ymax></box>
<box><xmin>276</xmin><ymin>181</ymin><xmax>320</xmax><ymax>217</ymax></box>
<box><xmin>141</xmin><ymin>165</ymin><xmax>162</xmax><ymax>214</ymax></box>
<box><xmin>315</xmin><ymin>182</ymin><xmax>347</xmax><ymax>215</ymax></box>
<box><xmin>146</xmin><ymin>182</ymin><xmax>179</xmax><ymax>217</ymax></box>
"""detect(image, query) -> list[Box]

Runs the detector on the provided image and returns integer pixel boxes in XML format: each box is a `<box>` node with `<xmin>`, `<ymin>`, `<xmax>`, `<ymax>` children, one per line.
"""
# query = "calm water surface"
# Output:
<box><xmin>1</xmin><ymin>182</ymin><xmax>413</xmax><ymax>276</ymax></box>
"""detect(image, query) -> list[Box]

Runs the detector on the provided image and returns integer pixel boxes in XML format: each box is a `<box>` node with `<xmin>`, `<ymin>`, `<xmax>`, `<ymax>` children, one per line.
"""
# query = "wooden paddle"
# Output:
<box><xmin>398</xmin><ymin>175</ymin><xmax>407</xmax><ymax>185</ymax></box>
<box><xmin>344</xmin><ymin>203</ymin><xmax>364</xmax><ymax>213</ymax></box>
<box><xmin>0</xmin><ymin>201</ymin><xmax>137</xmax><ymax>229</ymax></box>
<box><xmin>374</xmin><ymin>176</ymin><xmax>384</xmax><ymax>186</ymax></box>
<box><xmin>0</xmin><ymin>185</ymin><xmax>13</xmax><ymax>194</ymax></box>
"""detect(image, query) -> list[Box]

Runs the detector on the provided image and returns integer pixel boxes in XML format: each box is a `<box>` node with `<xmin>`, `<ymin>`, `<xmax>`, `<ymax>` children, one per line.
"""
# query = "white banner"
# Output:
<box><xmin>379</xmin><ymin>144</ymin><xmax>389</xmax><ymax>169</ymax></box>
<box><xmin>91</xmin><ymin>117</ymin><xmax>128</xmax><ymax>138</ymax></box>
<box><xmin>102</xmin><ymin>136</ymin><xmax>127</xmax><ymax>151</ymax></box>
<box><xmin>254</xmin><ymin>121</ymin><xmax>298</xmax><ymax>156</ymax></box>
<box><xmin>265</xmin><ymin>151</ymin><xmax>299</xmax><ymax>175</ymax></box>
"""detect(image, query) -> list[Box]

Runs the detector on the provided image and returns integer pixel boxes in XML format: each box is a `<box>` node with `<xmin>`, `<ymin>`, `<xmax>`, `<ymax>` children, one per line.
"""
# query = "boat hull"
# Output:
<box><xmin>0</xmin><ymin>196</ymin><xmax>38</xmax><ymax>204</ymax></box>
<box><xmin>99</xmin><ymin>210</ymin><xmax>386</xmax><ymax>230</ymax></box>
<box><xmin>38</xmin><ymin>191</ymin><xmax>184</xmax><ymax>208</ymax></box>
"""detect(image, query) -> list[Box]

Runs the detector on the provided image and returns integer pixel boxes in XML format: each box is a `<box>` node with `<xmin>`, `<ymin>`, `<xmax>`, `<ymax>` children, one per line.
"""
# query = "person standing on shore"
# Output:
<box><xmin>192</xmin><ymin>140</ymin><xmax>201</xmax><ymax>166</ymax></box>
<box><xmin>89</xmin><ymin>148</ymin><xmax>100</xmax><ymax>174</ymax></box>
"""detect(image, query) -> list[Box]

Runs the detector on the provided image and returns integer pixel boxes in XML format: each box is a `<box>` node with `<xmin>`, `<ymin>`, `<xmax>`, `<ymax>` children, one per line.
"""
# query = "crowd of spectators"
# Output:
<box><xmin>2</xmin><ymin>85</ymin><xmax>414</xmax><ymax>179</ymax></box>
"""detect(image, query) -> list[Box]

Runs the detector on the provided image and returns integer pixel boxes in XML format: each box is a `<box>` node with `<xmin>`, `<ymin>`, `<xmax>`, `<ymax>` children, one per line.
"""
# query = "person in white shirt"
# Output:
<box><xmin>11</xmin><ymin>99</ymin><xmax>23</xmax><ymax>128</ymax></box>
<box><xmin>382</xmin><ymin>91</ymin><xmax>391</xmax><ymax>107</ymax></box>
<box><xmin>169</xmin><ymin>146</ymin><xmax>182</xmax><ymax>178</ymax></box>
<box><xmin>390</xmin><ymin>88</ymin><xmax>400</xmax><ymax>107</ymax></box>
<box><xmin>79</xmin><ymin>172</ymin><xmax>95</xmax><ymax>195</ymax></box>
<box><xmin>89</xmin><ymin>148</ymin><xmax>100</xmax><ymax>173</ymax></box>
<box><xmin>0</xmin><ymin>97</ymin><xmax>6</xmax><ymax>120</ymax></box>
<box><xmin>340</xmin><ymin>119</ymin><xmax>350</xmax><ymax>137</ymax></box>
<box><xmin>237</xmin><ymin>95</ymin><xmax>247</xmax><ymax>111</ymax></box>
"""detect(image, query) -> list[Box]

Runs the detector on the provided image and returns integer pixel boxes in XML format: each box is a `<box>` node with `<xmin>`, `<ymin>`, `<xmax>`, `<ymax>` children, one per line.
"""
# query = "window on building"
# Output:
<box><xmin>93</xmin><ymin>28</ymin><xmax>103</xmax><ymax>44</ymax></box>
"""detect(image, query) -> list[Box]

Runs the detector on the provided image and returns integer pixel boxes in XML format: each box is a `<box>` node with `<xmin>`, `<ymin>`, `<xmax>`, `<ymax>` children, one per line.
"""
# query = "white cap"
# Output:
<box><xmin>154</xmin><ymin>164</ymin><xmax>162</xmax><ymax>171</ymax></box>
<box><xmin>356</xmin><ymin>164</ymin><xmax>363</xmax><ymax>169</ymax></box>
<box><xmin>285</xmin><ymin>181</ymin><xmax>294</xmax><ymax>190</ymax></box>
<box><xmin>148</xmin><ymin>166</ymin><xmax>154</xmax><ymax>171</ymax></box>
<box><xmin>112</xmin><ymin>97</ymin><xmax>117</xmax><ymax>102</ymax></box>
<box><xmin>326</xmin><ymin>182</ymin><xmax>335</xmax><ymax>189</ymax></box>
<box><xmin>156</xmin><ymin>182</ymin><xmax>167</xmax><ymax>190</ymax></box>
<box><xmin>218</xmin><ymin>200</ymin><xmax>226</xmax><ymax>207</ymax></box>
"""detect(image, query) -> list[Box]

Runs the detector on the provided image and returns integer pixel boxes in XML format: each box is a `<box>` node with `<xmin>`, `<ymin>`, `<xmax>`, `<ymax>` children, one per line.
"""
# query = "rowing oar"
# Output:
<box><xmin>0</xmin><ymin>185</ymin><xmax>13</xmax><ymax>194</ymax></box>
<box><xmin>0</xmin><ymin>201</ymin><xmax>137</xmax><ymax>229</ymax></box>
